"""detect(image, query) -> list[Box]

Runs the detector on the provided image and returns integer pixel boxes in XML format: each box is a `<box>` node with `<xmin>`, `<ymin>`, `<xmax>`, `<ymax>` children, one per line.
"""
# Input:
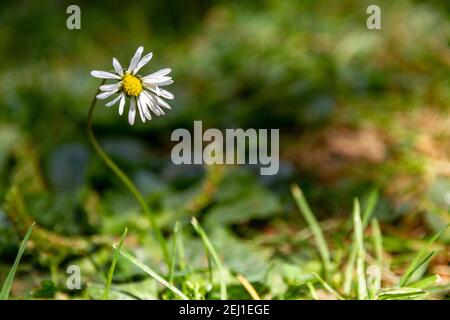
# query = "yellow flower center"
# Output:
<box><xmin>122</xmin><ymin>73</ymin><xmax>143</xmax><ymax>96</ymax></box>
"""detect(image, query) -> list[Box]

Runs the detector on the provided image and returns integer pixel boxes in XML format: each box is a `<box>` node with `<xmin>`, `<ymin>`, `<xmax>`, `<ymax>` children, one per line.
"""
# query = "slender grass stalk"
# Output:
<box><xmin>343</xmin><ymin>190</ymin><xmax>378</xmax><ymax>295</ymax></box>
<box><xmin>103</xmin><ymin>228</ymin><xmax>128</xmax><ymax>300</ymax></box>
<box><xmin>174</xmin><ymin>223</ymin><xmax>190</xmax><ymax>293</ymax></box>
<box><xmin>206</xmin><ymin>251</ymin><xmax>214</xmax><ymax>284</ymax></box>
<box><xmin>176</xmin><ymin>223</ymin><xmax>188</xmax><ymax>273</ymax></box>
<box><xmin>291</xmin><ymin>184</ymin><xmax>331</xmax><ymax>282</ymax></box>
<box><xmin>168</xmin><ymin>222</ymin><xmax>180</xmax><ymax>284</ymax></box>
<box><xmin>343</xmin><ymin>241</ymin><xmax>357</xmax><ymax>295</ymax></box>
<box><xmin>368</xmin><ymin>219</ymin><xmax>382</xmax><ymax>299</ymax></box>
<box><xmin>86</xmin><ymin>83</ymin><xmax>169</xmax><ymax>265</ymax></box>
<box><xmin>398</xmin><ymin>225</ymin><xmax>448</xmax><ymax>287</ymax></box>
<box><xmin>362</xmin><ymin>190</ymin><xmax>378</xmax><ymax>226</ymax></box>
<box><xmin>353</xmin><ymin>199</ymin><xmax>367</xmax><ymax>300</ymax></box>
<box><xmin>306</xmin><ymin>282</ymin><xmax>318</xmax><ymax>300</ymax></box>
<box><xmin>371</xmin><ymin>219</ymin><xmax>383</xmax><ymax>270</ymax></box>
<box><xmin>237</xmin><ymin>274</ymin><xmax>261</xmax><ymax>300</ymax></box>
<box><xmin>191</xmin><ymin>217</ymin><xmax>227</xmax><ymax>300</ymax></box>
<box><xmin>116</xmin><ymin>247</ymin><xmax>189</xmax><ymax>300</ymax></box>
<box><xmin>0</xmin><ymin>222</ymin><xmax>34</xmax><ymax>300</ymax></box>
<box><xmin>312</xmin><ymin>273</ymin><xmax>344</xmax><ymax>300</ymax></box>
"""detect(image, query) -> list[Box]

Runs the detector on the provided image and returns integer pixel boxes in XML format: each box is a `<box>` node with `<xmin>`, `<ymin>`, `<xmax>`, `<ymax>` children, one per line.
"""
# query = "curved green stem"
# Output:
<box><xmin>86</xmin><ymin>82</ymin><xmax>169</xmax><ymax>265</ymax></box>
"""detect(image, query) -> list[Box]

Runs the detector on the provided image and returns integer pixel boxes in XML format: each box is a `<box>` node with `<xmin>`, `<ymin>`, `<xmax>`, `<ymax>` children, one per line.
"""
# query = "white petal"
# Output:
<box><xmin>142</xmin><ymin>82</ymin><xmax>158</xmax><ymax>92</ymax></box>
<box><xmin>158</xmin><ymin>88</ymin><xmax>174</xmax><ymax>100</ymax></box>
<box><xmin>127</xmin><ymin>46</ymin><xmax>143</xmax><ymax>73</ymax></box>
<box><xmin>143</xmin><ymin>90</ymin><xmax>154</xmax><ymax>102</ymax></box>
<box><xmin>119</xmin><ymin>95</ymin><xmax>126</xmax><ymax>115</ymax></box>
<box><xmin>143</xmin><ymin>68</ymin><xmax>171</xmax><ymax>79</ymax></box>
<box><xmin>136</xmin><ymin>96</ymin><xmax>147</xmax><ymax>123</ymax></box>
<box><xmin>155</xmin><ymin>79</ymin><xmax>174</xmax><ymax>86</ymax></box>
<box><xmin>100</xmin><ymin>82</ymin><xmax>122</xmax><ymax>92</ymax></box>
<box><xmin>105</xmin><ymin>93</ymin><xmax>123</xmax><ymax>107</ymax></box>
<box><xmin>148</xmin><ymin>100</ymin><xmax>161</xmax><ymax>116</ymax></box>
<box><xmin>112</xmin><ymin>58</ymin><xmax>124</xmax><ymax>76</ymax></box>
<box><xmin>156</xmin><ymin>95</ymin><xmax>171</xmax><ymax>110</ymax></box>
<box><xmin>146</xmin><ymin>85</ymin><xmax>162</xmax><ymax>96</ymax></box>
<box><xmin>143</xmin><ymin>76</ymin><xmax>172</xmax><ymax>85</ymax></box>
<box><xmin>96</xmin><ymin>89</ymin><xmax>118</xmax><ymax>100</ymax></box>
<box><xmin>128</xmin><ymin>98</ymin><xmax>136</xmax><ymax>125</ymax></box>
<box><xmin>143</xmin><ymin>90</ymin><xmax>155</xmax><ymax>103</ymax></box>
<box><xmin>91</xmin><ymin>70</ymin><xmax>121</xmax><ymax>80</ymax></box>
<box><xmin>139</xmin><ymin>94</ymin><xmax>152</xmax><ymax>120</ymax></box>
<box><xmin>132</xmin><ymin>52</ymin><xmax>153</xmax><ymax>75</ymax></box>
<box><xmin>143</xmin><ymin>91</ymin><xmax>162</xmax><ymax>116</ymax></box>
<box><xmin>154</xmin><ymin>104</ymin><xmax>164</xmax><ymax>116</ymax></box>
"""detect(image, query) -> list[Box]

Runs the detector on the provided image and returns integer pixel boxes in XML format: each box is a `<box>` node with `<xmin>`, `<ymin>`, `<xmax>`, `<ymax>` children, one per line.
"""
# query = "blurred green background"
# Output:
<box><xmin>0</xmin><ymin>0</ymin><xmax>449</xmax><ymax>299</ymax></box>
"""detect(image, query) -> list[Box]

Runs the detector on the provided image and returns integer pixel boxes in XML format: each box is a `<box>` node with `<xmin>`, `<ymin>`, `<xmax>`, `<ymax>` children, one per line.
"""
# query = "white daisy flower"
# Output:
<box><xmin>90</xmin><ymin>46</ymin><xmax>174</xmax><ymax>125</ymax></box>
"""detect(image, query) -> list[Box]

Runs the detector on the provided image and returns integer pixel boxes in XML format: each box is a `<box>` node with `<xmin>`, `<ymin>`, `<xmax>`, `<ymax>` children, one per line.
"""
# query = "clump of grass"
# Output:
<box><xmin>99</xmin><ymin>218</ymin><xmax>234</xmax><ymax>300</ymax></box>
<box><xmin>291</xmin><ymin>185</ymin><xmax>447</xmax><ymax>300</ymax></box>
<box><xmin>96</xmin><ymin>187</ymin><xmax>445</xmax><ymax>300</ymax></box>
<box><xmin>103</xmin><ymin>219</ymin><xmax>228</xmax><ymax>300</ymax></box>
<box><xmin>97</xmin><ymin>226</ymin><xmax>189</xmax><ymax>300</ymax></box>
<box><xmin>21</xmin><ymin>184</ymin><xmax>439</xmax><ymax>301</ymax></box>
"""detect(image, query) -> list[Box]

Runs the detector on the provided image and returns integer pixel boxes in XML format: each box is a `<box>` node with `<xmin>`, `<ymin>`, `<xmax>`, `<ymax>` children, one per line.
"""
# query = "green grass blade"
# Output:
<box><xmin>343</xmin><ymin>190</ymin><xmax>378</xmax><ymax>295</ymax></box>
<box><xmin>353</xmin><ymin>199</ymin><xmax>367</xmax><ymax>300</ymax></box>
<box><xmin>371</xmin><ymin>219</ymin><xmax>383</xmax><ymax>270</ymax></box>
<box><xmin>174</xmin><ymin>223</ymin><xmax>190</xmax><ymax>293</ymax></box>
<box><xmin>291</xmin><ymin>184</ymin><xmax>331</xmax><ymax>281</ymax></box>
<box><xmin>399</xmin><ymin>251</ymin><xmax>436</xmax><ymax>287</ymax></box>
<box><xmin>367</xmin><ymin>219</ymin><xmax>383</xmax><ymax>299</ymax></box>
<box><xmin>116</xmin><ymin>247</ymin><xmax>189</xmax><ymax>300</ymax></box>
<box><xmin>176</xmin><ymin>223</ymin><xmax>188</xmax><ymax>273</ymax></box>
<box><xmin>306</xmin><ymin>282</ymin><xmax>318</xmax><ymax>300</ymax></box>
<box><xmin>377</xmin><ymin>288</ymin><xmax>426</xmax><ymax>300</ymax></box>
<box><xmin>398</xmin><ymin>225</ymin><xmax>448</xmax><ymax>287</ymax></box>
<box><xmin>409</xmin><ymin>274</ymin><xmax>441</xmax><ymax>289</ymax></box>
<box><xmin>342</xmin><ymin>244</ymin><xmax>357</xmax><ymax>295</ymax></box>
<box><xmin>312</xmin><ymin>273</ymin><xmax>344</xmax><ymax>300</ymax></box>
<box><xmin>169</xmin><ymin>222</ymin><xmax>180</xmax><ymax>284</ymax></box>
<box><xmin>0</xmin><ymin>222</ymin><xmax>34</xmax><ymax>300</ymax></box>
<box><xmin>103</xmin><ymin>228</ymin><xmax>128</xmax><ymax>300</ymax></box>
<box><xmin>191</xmin><ymin>217</ymin><xmax>227</xmax><ymax>300</ymax></box>
<box><xmin>362</xmin><ymin>189</ymin><xmax>378</xmax><ymax>226</ymax></box>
